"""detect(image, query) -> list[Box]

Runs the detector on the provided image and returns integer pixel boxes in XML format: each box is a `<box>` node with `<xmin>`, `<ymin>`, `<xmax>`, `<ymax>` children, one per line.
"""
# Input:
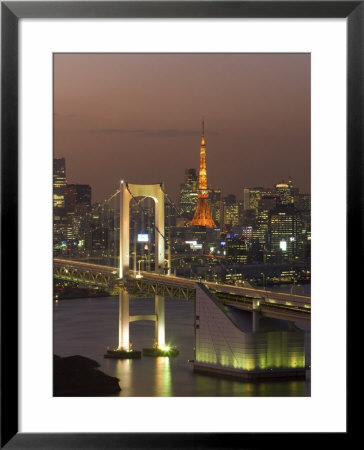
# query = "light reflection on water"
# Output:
<box><xmin>54</xmin><ymin>296</ymin><xmax>310</xmax><ymax>397</ymax></box>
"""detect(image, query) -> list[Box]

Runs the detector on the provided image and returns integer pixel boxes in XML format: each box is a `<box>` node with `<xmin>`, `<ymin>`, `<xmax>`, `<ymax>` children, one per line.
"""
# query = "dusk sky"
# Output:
<box><xmin>54</xmin><ymin>53</ymin><xmax>310</xmax><ymax>203</ymax></box>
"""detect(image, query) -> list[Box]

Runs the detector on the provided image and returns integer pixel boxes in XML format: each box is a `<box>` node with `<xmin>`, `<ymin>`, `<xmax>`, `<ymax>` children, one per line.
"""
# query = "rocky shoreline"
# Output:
<box><xmin>53</xmin><ymin>355</ymin><xmax>121</xmax><ymax>396</ymax></box>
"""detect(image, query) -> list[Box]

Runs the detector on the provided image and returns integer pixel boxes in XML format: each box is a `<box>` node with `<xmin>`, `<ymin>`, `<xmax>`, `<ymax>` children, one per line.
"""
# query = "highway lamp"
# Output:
<box><xmin>261</xmin><ymin>272</ymin><xmax>266</xmax><ymax>290</ymax></box>
<box><xmin>136</xmin><ymin>259</ymin><xmax>143</xmax><ymax>278</ymax></box>
<box><xmin>291</xmin><ymin>276</ymin><xmax>297</xmax><ymax>294</ymax></box>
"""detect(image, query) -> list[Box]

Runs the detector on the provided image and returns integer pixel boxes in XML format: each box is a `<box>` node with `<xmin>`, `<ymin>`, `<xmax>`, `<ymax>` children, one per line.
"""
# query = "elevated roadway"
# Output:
<box><xmin>54</xmin><ymin>258</ymin><xmax>310</xmax><ymax>322</ymax></box>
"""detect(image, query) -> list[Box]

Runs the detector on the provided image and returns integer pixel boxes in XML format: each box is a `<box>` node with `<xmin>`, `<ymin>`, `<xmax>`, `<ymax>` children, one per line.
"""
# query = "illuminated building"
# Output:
<box><xmin>295</xmin><ymin>193</ymin><xmax>311</xmax><ymax>232</ymax></box>
<box><xmin>53</xmin><ymin>158</ymin><xmax>66</xmax><ymax>208</ymax></box>
<box><xmin>190</xmin><ymin>121</ymin><xmax>216</xmax><ymax>228</ymax></box>
<box><xmin>226</xmin><ymin>235</ymin><xmax>248</xmax><ymax>264</ymax></box>
<box><xmin>243</xmin><ymin>188</ymin><xmax>250</xmax><ymax>211</ymax></box>
<box><xmin>192</xmin><ymin>284</ymin><xmax>305</xmax><ymax>378</ymax></box>
<box><xmin>223</xmin><ymin>203</ymin><xmax>240</xmax><ymax>228</ymax></box>
<box><xmin>243</xmin><ymin>187</ymin><xmax>273</xmax><ymax>212</ymax></box>
<box><xmin>268</xmin><ymin>205</ymin><xmax>303</xmax><ymax>261</ymax></box>
<box><xmin>232</xmin><ymin>225</ymin><xmax>253</xmax><ymax>241</ymax></box>
<box><xmin>64</xmin><ymin>185</ymin><xmax>92</xmax><ymax>254</ymax></box>
<box><xmin>65</xmin><ymin>184</ymin><xmax>92</xmax><ymax>213</ymax></box>
<box><xmin>53</xmin><ymin>158</ymin><xmax>67</xmax><ymax>253</ymax></box>
<box><xmin>208</xmin><ymin>188</ymin><xmax>222</xmax><ymax>225</ymax></box>
<box><xmin>53</xmin><ymin>213</ymin><xmax>68</xmax><ymax>254</ymax></box>
<box><xmin>253</xmin><ymin>196</ymin><xmax>277</xmax><ymax>249</ymax></box>
<box><xmin>275</xmin><ymin>178</ymin><xmax>295</xmax><ymax>206</ymax></box>
<box><xmin>179</xmin><ymin>168</ymin><xmax>198</xmax><ymax>216</ymax></box>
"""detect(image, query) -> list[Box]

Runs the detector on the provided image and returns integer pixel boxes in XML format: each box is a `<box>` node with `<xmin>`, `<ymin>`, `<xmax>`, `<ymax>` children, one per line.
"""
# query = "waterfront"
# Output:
<box><xmin>54</xmin><ymin>294</ymin><xmax>311</xmax><ymax>397</ymax></box>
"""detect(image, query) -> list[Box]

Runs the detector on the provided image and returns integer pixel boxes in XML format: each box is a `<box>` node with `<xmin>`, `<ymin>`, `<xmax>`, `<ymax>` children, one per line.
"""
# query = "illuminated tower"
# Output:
<box><xmin>190</xmin><ymin>121</ymin><xmax>216</xmax><ymax>228</ymax></box>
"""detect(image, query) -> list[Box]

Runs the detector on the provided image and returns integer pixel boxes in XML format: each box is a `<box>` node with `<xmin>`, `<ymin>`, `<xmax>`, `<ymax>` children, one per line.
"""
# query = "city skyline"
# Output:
<box><xmin>55</xmin><ymin>154</ymin><xmax>307</xmax><ymax>208</ymax></box>
<box><xmin>54</xmin><ymin>53</ymin><xmax>310</xmax><ymax>203</ymax></box>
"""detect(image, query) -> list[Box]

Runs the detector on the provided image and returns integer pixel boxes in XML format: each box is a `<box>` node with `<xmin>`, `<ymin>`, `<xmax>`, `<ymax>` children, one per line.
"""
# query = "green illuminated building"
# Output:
<box><xmin>192</xmin><ymin>284</ymin><xmax>305</xmax><ymax>379</ymax></box>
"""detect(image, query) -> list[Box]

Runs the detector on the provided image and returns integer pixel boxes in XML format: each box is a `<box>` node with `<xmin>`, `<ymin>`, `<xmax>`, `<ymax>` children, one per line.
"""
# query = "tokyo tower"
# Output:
<box><xmin>190</xmin><ymin>120</ymin><xmax>216</xmax><ymax>228</ymax></box>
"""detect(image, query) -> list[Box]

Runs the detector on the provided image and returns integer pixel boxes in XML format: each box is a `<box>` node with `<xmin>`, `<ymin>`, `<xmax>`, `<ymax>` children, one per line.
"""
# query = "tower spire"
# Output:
<box><xmin>190</xmin><ymin>120</ymin><xmax>216</xmax><ymax>228</ymax></box>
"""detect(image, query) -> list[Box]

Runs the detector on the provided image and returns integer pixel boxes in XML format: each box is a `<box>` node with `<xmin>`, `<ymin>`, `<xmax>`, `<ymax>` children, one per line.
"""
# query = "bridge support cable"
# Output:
<box><xmin>125</xmin><ymin>183</ymin><xmax>171</xmax><ymax>275</ymax></box>
<box><xmin>160</xmin><ymin>185</ymin><xmax>183</xmax><ymax>218</ymax></box>
<box><xmin>98</xmin><ymin>183</ymin><xmax>184</xmax><ymax>277</ymax></box>
<box><xmin>125</xmin><ymin>182</ymin><xmax>196</xmax><ymax>276</ymax></box>
<box><xmin>120</xmin><ymin>182</ymin><xmax>165</xmax><ymax>277</ymax></box>
<box><xmin>125</xmin><ymin>183</ymin><xmax>166</xmax><ymax>241</ymax></box>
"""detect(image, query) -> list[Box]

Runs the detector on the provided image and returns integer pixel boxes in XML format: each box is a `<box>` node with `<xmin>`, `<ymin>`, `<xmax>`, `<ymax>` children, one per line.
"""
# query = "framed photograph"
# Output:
<box><xmin>2</xmin><ymin>1</ymin><xmax>357</xmax><ymax>448</ymax></box>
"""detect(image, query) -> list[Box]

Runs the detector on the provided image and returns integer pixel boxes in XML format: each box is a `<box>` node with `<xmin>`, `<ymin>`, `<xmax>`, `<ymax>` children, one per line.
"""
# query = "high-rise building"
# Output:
<box><xmin>275</xmin><ymin>178</ymin><xmax>295</xmax><ymax>206</ymax></box>
<box><xmin>209</xmin><ymin>188</ymin><xmax>222</xmax><ymax>226</ymax></box>
<box><xmin>243</xmin><ymin>188</ymin><xmax>250</xmax><ymax>211</ymax></box>
<box><xmin>243</xmin><ymin>187</ymin><xmax>273</xmax><ymax>212</ymax></box>
<box><xmin>253</xmin><ymin>195</ymin><xmax>277</xmax><ymax>250</ymax></box>
<box><xmin>179</xmin><ymin>168</ymin><xmax>198</xmax><ymax>216</ymax></box>
<box><xmin>53</xmin><ymin>158</ymin><xmax>66</xmax><ymax>208</ymax></box>
<box><xmin>268</xmin><ymin>205</ymin><xmax>303</xmax><ymax>261</ymax></box>
<box><xmin>295</xmin><ymin>193</ymin><xmax>311</xmax><ymax>232</ymax></box>
<box><xmin>62</xmin><ymin>184</ymin><xmax>92</xmax><ymax>254</ymax></box>
<box><xmin>53</xmin><ymin>158</ymin><xmax>67</xmax><ymax>253</ymax></box>
<box><xmin>223</xmin><ymin>204</ymin><xmax>240</xmax><ymax>228</ymax></box>
<box><xmin>65</xmin><ymin>184</ymin><xmax>92</xmax><ymax>213</ymax></box>
<box><xmin>190</xmin><ymin>121</ymin><xmax>216</xmax><ymax>228</ymax></box>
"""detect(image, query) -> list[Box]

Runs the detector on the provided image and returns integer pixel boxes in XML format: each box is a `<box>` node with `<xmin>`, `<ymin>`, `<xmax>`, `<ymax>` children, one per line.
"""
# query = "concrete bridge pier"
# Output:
<box><xmin>252</xmin><ymin>298</ymin><xmax>261</xmax><ymax>332</ymax></box>
<box><xmin>143</xmin><ymin>295</ymin><xmax>179</xmax><ymax>357</ymax></box>
<box><xmin>118</xmin><ymin>288</ymin><xmax>130</xmax><ymax>351</ymax></box>
<box><xmin>104</xmin><ymin>288</ymin><xmax>142</xmax><ymax>359</ymax></box>
<box><xmin>155</xmin><ymin>295</ymin><xmax>165</xmax><ymax>348</ymax></box>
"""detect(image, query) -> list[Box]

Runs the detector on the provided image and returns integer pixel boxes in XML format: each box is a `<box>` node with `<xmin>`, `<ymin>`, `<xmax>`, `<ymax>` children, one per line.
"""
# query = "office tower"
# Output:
<box><xmin>223</xmin><ymin>200</ymin><xmax>240</xmax><ymax>228</ymax></box>
<box><xmin>53</xmin><ymin>158</ymin><xmax>68</xmax><ymax>253</ymax></box>
<box><xmin>226</xmin><ymin>235</ymin><xmax>248</xmax><ymax>264</ymax></box>
<box><xmin>190</xmin><ymin>121</ymin><xmax>216</xmax><ymax>228</ymax></box>
<box><xmin>179</xmin><ymin>168</ymin><xmax>198</xmax><ymax>216</ymax></box>
<box><xmin>243</xmin><ymin>187</ymin><xmax>274</xmax><ymax>212</ymax></box>
<box><xmin>209</xmin><ymin>188</ymin><xmax>222</xmax><ymax>226</ymax></box>
<box><xmin>268</xmin><ymin>205</ymin><xmax>303</xmax><ymax>261</ymax></box>
<box><xmin>65</xmin><ymin>184</ymin><xmax>92</xmax><ymax>213</ymax></box>
<box><xmin>243</xmin><ymin>188</ymin><xmax>250</xmax><ymax>210</ymax></box>
<box><xmin>275</xmin><ymin>178</ymin><xmax>295</xmax><ymax>206</ymax></box>
<box><xmin>53</xmin><ymin>158</ymin><xmax>66</xmax><ymax>208</ymax></box>
<box><xmin>251</xmin><ymin>195</ymin><xmax>277</xmax><ymax>256</ymax></box>
<box><xmin>295</xmin><ymin>193</ymin><xmax>311</xmax><ymax>231</ymax></box>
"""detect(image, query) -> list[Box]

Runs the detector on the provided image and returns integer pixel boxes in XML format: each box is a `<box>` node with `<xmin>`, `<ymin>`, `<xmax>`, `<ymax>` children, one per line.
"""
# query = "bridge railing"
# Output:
<box><xmin>53</xmin><ymin>259</ymin><xmax>310</xmax><ymax>314</ymax></box>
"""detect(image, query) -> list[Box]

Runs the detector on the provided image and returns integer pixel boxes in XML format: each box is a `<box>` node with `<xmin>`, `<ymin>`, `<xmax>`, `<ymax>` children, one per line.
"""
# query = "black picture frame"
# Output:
<box><xmin>1</xmin><ymin>1</ymin><xmax>357</xmax><ymax>448</ymax></box>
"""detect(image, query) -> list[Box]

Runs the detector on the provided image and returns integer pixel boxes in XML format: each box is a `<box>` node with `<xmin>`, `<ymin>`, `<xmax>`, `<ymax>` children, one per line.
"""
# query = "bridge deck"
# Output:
<box><xmin>53</xmin><ymin>258</ymin><xmax>310</xmax><ymax>320</ymax></box>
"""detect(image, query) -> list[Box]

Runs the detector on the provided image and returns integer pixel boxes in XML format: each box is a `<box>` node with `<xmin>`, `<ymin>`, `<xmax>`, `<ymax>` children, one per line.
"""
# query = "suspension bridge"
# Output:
<box><xmin>54</xmin><ymin>180</ymin><xmax>311</xmax><ymax>365</ymax></box>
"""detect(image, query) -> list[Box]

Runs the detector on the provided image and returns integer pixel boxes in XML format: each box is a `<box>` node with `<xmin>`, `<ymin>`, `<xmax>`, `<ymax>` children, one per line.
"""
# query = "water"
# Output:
<box><xmin>54</xmin><ymin>296</ymin><xmax>311</xmax><ymax>397</ymax></box>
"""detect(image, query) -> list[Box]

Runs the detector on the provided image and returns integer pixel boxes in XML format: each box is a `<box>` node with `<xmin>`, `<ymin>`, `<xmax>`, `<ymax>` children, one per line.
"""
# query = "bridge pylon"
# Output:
<box><xmin>105</xmin><ymin>181</ymin><xmax>177</xmax><ymax>359</ymax></box>
<box><xmin>119</xmin><ymin>181</ymin><xmax>165</xmax><ymax>279</ymax></box>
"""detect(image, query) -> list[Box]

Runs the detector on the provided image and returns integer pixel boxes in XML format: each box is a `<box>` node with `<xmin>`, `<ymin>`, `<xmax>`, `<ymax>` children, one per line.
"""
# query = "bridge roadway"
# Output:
<box><xmin>54</xmin><ymin>258</ymin><xmax>311</xmax><ymax>322</ymax></box>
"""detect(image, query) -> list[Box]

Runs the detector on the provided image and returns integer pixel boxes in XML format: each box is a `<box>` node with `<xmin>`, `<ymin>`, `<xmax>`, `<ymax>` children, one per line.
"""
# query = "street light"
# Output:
<box><xmin>260</xmin><ymin>272</ymin><xmax>266</xmax><ymax>290</ymax></box>
<box><xmin>136</xmin><ymin>259</ymin><xmax>144</xmax><ymax>278</ymax></box>
<box><xmin>291</xmin><ymin>276</ymin><xmax>297</xmax><ymax>294</ymax></box>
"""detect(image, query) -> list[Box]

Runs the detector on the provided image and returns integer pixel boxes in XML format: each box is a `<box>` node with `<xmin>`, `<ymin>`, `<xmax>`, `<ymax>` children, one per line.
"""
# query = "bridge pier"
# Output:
<box><xmin>155</xmin><ymin>295</ymin><xmax>165</xmax><ymax>348</ymax></box>
<box><xmin>143</xmin><ymin>295</ymin><xmax>179</xmax><ymax>357</ymax></box>
<box><xmin>104</xmin><ymin>288</ymin><xmax>142</xmax><ymax>359</ymax></box>
<box><xmin>118</xmin><ymin>289</ymin><xmax>130</xmax><ymax>351</ymax></box>
<box><xmin>252</xmin><ymin>298</ymin><xmax>261</xmax><ymax>332</ymax></box>
<box><xmin>105</xmin><ymin>291</ymin><xmax>177</xmax><ymax>359</ymax></box>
